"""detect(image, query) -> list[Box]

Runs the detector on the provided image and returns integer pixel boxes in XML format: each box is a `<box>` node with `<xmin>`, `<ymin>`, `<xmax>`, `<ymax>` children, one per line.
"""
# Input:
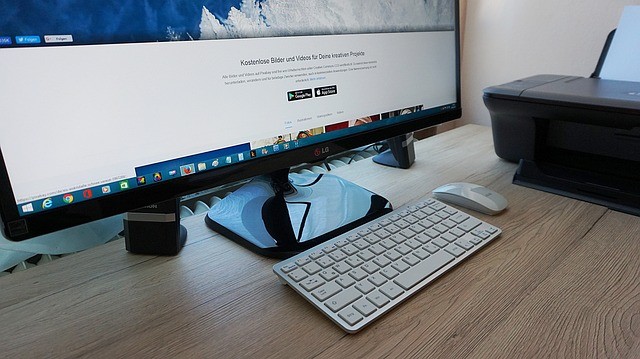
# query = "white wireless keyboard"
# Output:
<box><xmin>273</xmin><ymin>197</ymin><xmax>501</xmax><ymax>333</ymax></box>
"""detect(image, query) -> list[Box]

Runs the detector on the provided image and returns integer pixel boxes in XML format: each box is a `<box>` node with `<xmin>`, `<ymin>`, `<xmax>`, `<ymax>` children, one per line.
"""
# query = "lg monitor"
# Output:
<box><xmin>0</xmin><ymin>0</ymin><xmax>460</xmax><ymax>257</ymax></box>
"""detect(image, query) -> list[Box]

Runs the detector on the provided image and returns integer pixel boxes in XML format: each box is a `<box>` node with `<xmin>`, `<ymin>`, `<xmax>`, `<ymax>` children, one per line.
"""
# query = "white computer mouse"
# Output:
<box><xmin>432</xmin><ymin>182</ymin><xmax>508</xmax><ymax>215</ymax></box>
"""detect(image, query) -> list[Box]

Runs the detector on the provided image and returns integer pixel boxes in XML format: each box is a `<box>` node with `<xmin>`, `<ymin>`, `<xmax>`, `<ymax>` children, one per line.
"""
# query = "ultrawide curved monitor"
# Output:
<box><xmin>0</xmin><ymin>0</ymin><xmax>461</xmax><ymax>241</ymax></box>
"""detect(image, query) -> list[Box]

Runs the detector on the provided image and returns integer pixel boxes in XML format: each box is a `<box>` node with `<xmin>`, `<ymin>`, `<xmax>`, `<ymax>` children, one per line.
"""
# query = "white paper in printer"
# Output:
<box><xmin>599</xmin><ymin>6</ymin><xmax>640</xmax><ymax>82</ymax></box>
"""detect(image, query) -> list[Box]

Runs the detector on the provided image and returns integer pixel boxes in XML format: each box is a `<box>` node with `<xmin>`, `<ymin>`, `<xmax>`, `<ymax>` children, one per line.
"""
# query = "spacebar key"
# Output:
<box><xmin>393</xmin><ymin>251</ymin><xmax>455</xmax><ymax>290</ymax></box>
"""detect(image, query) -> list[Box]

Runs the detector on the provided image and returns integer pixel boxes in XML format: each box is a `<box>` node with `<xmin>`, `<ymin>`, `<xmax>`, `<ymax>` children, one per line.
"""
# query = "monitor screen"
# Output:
<box><xmin>0</xmin><ymin>0</ymin><xmax>460</xmax><ymax>242</ymax></box>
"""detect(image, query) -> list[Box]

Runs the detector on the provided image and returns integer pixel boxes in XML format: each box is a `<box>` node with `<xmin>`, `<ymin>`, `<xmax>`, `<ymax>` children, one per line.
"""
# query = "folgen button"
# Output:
<box><xmin>15</xmin><ymin>35</ymin><xmax>41</xmax><ymax>44</ymax></box>
<box><xmin>44</xmin><ymin>35</ymin><xmax>74</xmax><ymax>43</ymax></box>
<box><xmin>314</xmin><ymin>85</ymin><xmax>338</xmax><ymax>98</ymax></box>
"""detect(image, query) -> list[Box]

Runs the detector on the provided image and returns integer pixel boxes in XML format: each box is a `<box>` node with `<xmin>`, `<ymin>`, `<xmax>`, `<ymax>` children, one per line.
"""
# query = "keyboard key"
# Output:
<box><xmin>409</xmin><ymin>223</ymin><xmax>425</xmax><ymax>233</ymax></box>
<box><xmin>384</xmin><ymin>250</ymin><xmax>402</xmax><ymax>261</ymax></box>
<box><xmin>341</xmin><ymin>244</ymin><xmax>359</xmax><ymax>256</ymax></box>
<box><xmin>402</xmin><ymin>255</ymin><xmax>420</xmax><ymax>266</ymax></box>
<box><xmin>361</xmin><ymin>262</ymin><xmax>380</xmax><ymax>274</ymax></box>
<box><xmin>330</xmin><ymin>251</ymin><xmax>347</xmax><ymax>262</ymax></box>
<box><xmin>357</xmin><ymin>229</ymin><xmax>372</xmax><ymax>237</ymax></box>
<box><xmin>380</xmin><ymin>239</ymin><xmax>397</xmax><ymax>249</ymax></box>
<box><xmin>441</xmin><ymin>220</ymin><xmax>457</xmax><ymax>229</ymax></box>
<box><xmin>389</xmin><ymin>234</ymin><xmax>407</xmax><ymax>244</ymax></box>
<box><xmin>373</xmin><ymin>255</ymin><xmax>391</xmax><ymax>268</ymax></box>
<box><xmin>333</xmin><ymin>261</ymin><xmax>352</xmax><ymax>274</ymax></box>
<box><xmin>412</xmin><ymin>248</ymin><xmax>430</xmax><ymax>260</ymax></box>
<box><xmin>443</xmin><ymin>207</ymin><xmax>457</xmax><ymax>215</ymax></box>
<box><xmin>435</xmin><ymin>211</ymin><xmax>449</xmax><ymax>220</ymax></box>
<box><xmin>429</xmin><ymin>202</ymin><xmax>446</xmax><ymax>211</ymax></box>
<box><xmin>302</xmin><ymin>262</ymin><xmax>322</xmax><ymax>275</ymax></box>
<box><xmin>353</xmin><ymin>298</ymin><xmax>377</xmax><ymax>316</ymax></box>
<box><xmin>339</xmin><ymin>307</ymin><xmax>364</xmax><ymax>326</ymax></box>
<box><xmin>364</xmin><ymin>234</ymin><xmax>382</xmax><ymax>245</ymax></box>
<box><xmin>404</xmin><ymin>215</ymin><xmax>419</xmax><ymax>224</ymax></box>
<box><xmin>399</xmin><ymin>228</ymin><xmax>416</xmax><ymax>239</ymax></box>
<box><xmin>394</xmin><ymin>251</ymin><xmax>454</xmax><ymax>290</ymax></box>
<box><xmin>395</xmin><ymin>219</ymin><xmax>411</xmax><ymax>229</ymax></box>
<box><xmin>280</xmin><ymin>263</ymin><xmax>298</xmax><ymax>273</ymax></box>
<box><xmin>433</xmin><ymin>224</ymin><xmax>449</xmax><ymax>233</ymax></box>
<box><xmin>373</xmin><ymin>229</ymin><xmax>391</xmax><ymax>240</ymax></box>
<box><xmin>414</xmin><ymin>233</ymin><xmax>431</xmax><ymax>244</ymax></box>
<box><xmin>353</xmin><ymin>238</ymin><xmax>371</xmax><ymax>250</ymax></box>
<box><xmin>288</xmin><ymin>268</ymin><xmax>308</xmax><ymax>282</ymax></box>
<box><xmin>346</xmin><ymin>255</ymin><xmax>364</xmax><ymax>268</ymax></box>
<box><xmin>421</xmin><ymin>207</ymin><xmax>435</xmax><ymax>216</ymax></box>
<box><xmin>369</xmin><ymin>243</ymin><xmax>386</xmax><ymax>255</ymax></box>
<box><xmin>380</xmin><ymin>282</ymin><xmax>404</xmax><ymax>300</ymax></box>
<box><xmin>349</xmin><ymin>267</ymin><xmax>368</xmax><ymax>281</ymax></box>
<box><xmin>336</xmin><ymin>276</ymin><xmax>356</xmax><ymax>288</ymax></box>
<box><xmin>450</xmin><ymin>213</ymin><xmax>469</xmax><ymax>224</ymax></box>
<box><xmin>312</xmin><ymin>282</ymin><xmax>342</xmax><ymax>301</ymax></box>
<box><xmin>322</xmin><ymin>244</ymin><xmax>337</xmax><ymax>253</ymax></box>
<box><xmin>432</xmin><ymin>237</ymin><xmax>449</xmax><ymax>248</ymax></box>
<box><xmin>391</xmin><ymin>260</ymin><xmax>410</xmax><ymax>273</ymax></box>
<box><xmin>316</xmin><ymin>256</ymin><xmax>335</xmax><ymax>268</ymax></box>
<box><xmin>463</xmin><ymin>233</ymin><xmax>482</xmax><ymax>245</ymax></box>
<box><xmin>454</xmin><ymin>238</ymin><xmax>474</xmax><ymax>250</ymax></box>
<box><xmin>405</xmin><ymin>238</ymin><xmax>422</xmax><ymax>249</ymax></box>
<box><xmin>355</xmin><ymin>280</ymin><xmax>375</xmax><ymax>294</ymax></box>
<box><xmin>357</xmin><ymin>249</ymin><xmax>376</xmax><ymax>261</ymax></box>
<box><xmin>295</xmin><ymin>257</ymin><xmax>311</xmax><ymax>266</ymax></box>
<box><xmin>367</xmin><ymin>290</ymin><xmax>390</xmax><ymax>308</ymax></box>
<box><xmin>320</xmin><ymin>269</ymin><xmax>339</xmax><ymax>281</ymax></box>
<box><xmin>423</xmin><ymin>242</ymin><xmax>440</xmax><ymax>253</ymax></box>
<box><xmin>395</xmin><ymin>244</ymin><xmax>412</xmax><ymax>255</ymax></box>
<box><xmin>449</xmin><ymin>227</ymin><xmax>466</xmax><ymax>237</ymax></box>
<box><xmin>425</xmin><ymin>228</ymin><xmax>441</xmax><ymax>238</ymax></box>
<box><xmin>380</xmin><ymin>266</ymin><xmax>400</xmax><ymax>279</ymax></box>
<box><xmin>335</xmin><ymin>239</ymin><xmax>350</xmax><ymax>247</ymax></box>
<box><xmin>445</xmin><ymin>244</ymin><xmax>465</xmax><ymax>257</ymax></box>
<box><xmin>413</xmin><ymin>211</ymin><xmax>428</xmax><ymax>220</ymax></box>
<box><xmin>385</xmin><ymin>224</ymin><xmax>401</xmax><ymax>234</ymax></box>
<box><xmin>300</xmin><ymin>276</ymin><xmax>325</xmax><ymax>291</ymax></box>
<box><xmin>427</xmin><ymin>214</ymin><xmax>441</xmax><ymax>224</ymax></box>
<box><xmin>346</xmin><ymin>234</ymin><xmax>361</xmax><ymax>242</ymax></box>
<box><xmin>325</xmin><ymin>287</ymin><xmax>362</xmax><ymax>312</ymax></box>
<box><xmin>368</xmin><ymin>274</ymin><xmax>387</xmax><ymax>286</ymax></box>
<box><xmin>458</xmin><ymin>217</ymin><xmax>482</xmax><ymax>232</ymax></box>
<box><xmin>441</xmin><ymin>233</ymin><xmax>457</xmax><ymax>243</ymax></box>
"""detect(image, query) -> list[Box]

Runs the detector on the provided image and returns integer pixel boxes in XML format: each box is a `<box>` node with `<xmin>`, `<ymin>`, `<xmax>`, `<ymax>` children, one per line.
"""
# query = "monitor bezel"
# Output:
<box><xmin>0</xmin><ymin>1</ymin><xmax>462</xmax><ymax>241</ymax></box>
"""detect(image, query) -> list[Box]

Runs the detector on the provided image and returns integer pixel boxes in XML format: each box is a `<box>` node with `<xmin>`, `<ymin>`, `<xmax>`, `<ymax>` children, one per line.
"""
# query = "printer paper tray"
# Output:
<box><xmin>514</xmin><ymin>159</ymin><xmax>640</xmax><ymax>216</ymax></box>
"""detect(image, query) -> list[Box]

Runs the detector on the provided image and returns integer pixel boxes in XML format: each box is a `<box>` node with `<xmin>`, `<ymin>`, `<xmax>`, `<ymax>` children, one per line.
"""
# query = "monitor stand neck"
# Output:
<box><xmin>124</xmin><ymin>198</ymin><xmax>187</xmax><ymax>255</ymax></box>
<box><xmin>373</xmin><ymin>133</ymin><xmax>415</xmax><ymax>169</ymax></box>
<box><xmin>205</xmin><ymin>168</ymin><xmax>392</xmax><ymax>258</ymax></box>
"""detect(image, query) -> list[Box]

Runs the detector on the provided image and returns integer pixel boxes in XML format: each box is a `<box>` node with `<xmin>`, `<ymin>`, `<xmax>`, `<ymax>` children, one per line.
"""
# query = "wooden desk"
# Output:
<box><xmin>2</xmin><ymin>124</ymin><xmax>639</xmax><ymax>358</ymax></box>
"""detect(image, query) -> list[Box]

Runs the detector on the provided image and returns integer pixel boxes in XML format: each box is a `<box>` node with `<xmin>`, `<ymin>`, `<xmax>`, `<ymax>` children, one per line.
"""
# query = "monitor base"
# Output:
<box><xmin>205</xmin><ymin>170</ymin><xmax>392</xmax><ymax>258</ymax></box>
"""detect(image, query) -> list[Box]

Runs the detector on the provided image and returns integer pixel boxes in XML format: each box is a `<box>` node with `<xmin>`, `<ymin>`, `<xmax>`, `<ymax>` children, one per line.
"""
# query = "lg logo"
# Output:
<box><xmin>314</xmin><ymin>147</ymin><xmax>330</xmax><ymax>156</ymax></box>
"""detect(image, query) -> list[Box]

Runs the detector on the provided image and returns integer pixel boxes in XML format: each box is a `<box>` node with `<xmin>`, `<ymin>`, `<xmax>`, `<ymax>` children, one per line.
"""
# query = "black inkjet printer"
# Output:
<box><xmin>483</xmin><ymin>30</ymin><xmax>640</xmax><ymax>216</ymax></box>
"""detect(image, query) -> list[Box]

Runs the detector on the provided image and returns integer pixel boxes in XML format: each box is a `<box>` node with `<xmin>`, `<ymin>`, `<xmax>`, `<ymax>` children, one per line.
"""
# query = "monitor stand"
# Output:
<box><xmin>205</xmin><ymin>168</ymin><xmax>392</xmax><ymax>258</ymax></box>
<box><xmin>373</xmin><ymin>133</ymin><xmax>415</xmax><ymax>169</ymax></box>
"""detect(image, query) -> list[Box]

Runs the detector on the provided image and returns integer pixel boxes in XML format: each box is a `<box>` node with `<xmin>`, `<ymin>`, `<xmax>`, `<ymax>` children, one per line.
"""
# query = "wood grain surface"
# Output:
<box><xmin>1</xmin><ymin>125</ymin><xmax>638</xmax><ymax>358</ymax></box>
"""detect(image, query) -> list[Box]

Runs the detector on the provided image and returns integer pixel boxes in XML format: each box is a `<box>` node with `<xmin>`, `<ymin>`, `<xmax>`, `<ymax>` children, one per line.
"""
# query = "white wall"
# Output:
<box><xmin>460</xmin><ymin>0</ymin><xmax>640</xmax><ymax>126</ymax></box>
